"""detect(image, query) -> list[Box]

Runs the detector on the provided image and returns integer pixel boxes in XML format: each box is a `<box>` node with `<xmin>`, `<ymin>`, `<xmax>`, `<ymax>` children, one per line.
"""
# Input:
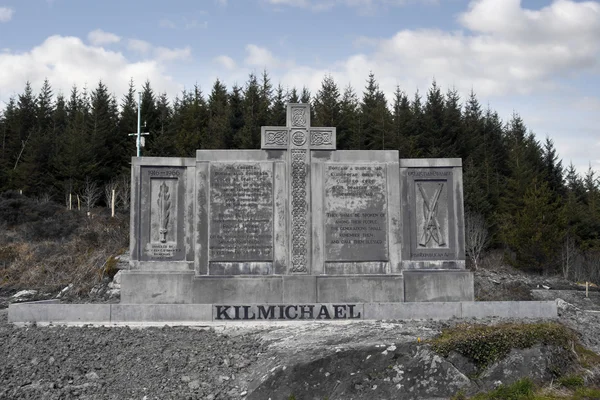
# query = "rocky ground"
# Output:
<box><xmin>1</xmin><ymin>263</ymin><xmax>600</xmax><ymax>400</ymax></box>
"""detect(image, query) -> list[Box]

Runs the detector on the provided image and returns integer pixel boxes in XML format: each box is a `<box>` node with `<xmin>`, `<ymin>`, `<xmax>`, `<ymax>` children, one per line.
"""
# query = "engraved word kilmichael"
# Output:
<box><xmin>215</xmin><ymin>304</ymin><xmax>362</xmax><ymax>320</ymax></box>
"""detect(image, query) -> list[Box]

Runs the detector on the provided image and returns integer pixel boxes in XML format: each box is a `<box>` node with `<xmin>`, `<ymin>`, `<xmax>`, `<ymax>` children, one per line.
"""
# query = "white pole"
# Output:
<box><xmin>111</xmin><ymin>189</ymin><xmax>116</xmax><ymax>218</ymax></box>
<box><xmin>137</xmin><ymin>92</ymin><xmax>141</xmax><ymax>157</ymax></box>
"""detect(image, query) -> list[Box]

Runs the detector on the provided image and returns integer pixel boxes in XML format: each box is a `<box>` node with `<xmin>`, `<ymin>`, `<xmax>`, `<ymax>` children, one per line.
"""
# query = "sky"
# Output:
<box><xmin>0</xmin><ymin>0</ymin><xmax>598</xmax><ymax>175</ymax></box>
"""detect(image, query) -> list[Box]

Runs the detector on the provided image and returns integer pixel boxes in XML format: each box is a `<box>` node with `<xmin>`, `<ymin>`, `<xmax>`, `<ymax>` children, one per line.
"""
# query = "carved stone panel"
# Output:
<box><xmin>324</xmin><ymin>164</ymin><xmax>388</xmax><ymax>261</ymax></box>
<box><xmin>407</xmin><ymin>168</ymin><xmax>456</xmax><ymax>261</ymax></box>
<box><xmin>291</xmin><ymin>150</ymin><xmax>308</xmax><ymax>273</ymax></box>
<box><xmin>209</xmin><ymin>162</ymin><xmax>274</xmax><ymax>262</ymax></box>
<box><xmin>140</xmin><ymin>167</ymin><xmax>186</xmax><ymax>261</ymax></box>
<box><xmin>261</xmin><ymin>127</ymin><xmax>288</xmax><ymax>149</ymax></box>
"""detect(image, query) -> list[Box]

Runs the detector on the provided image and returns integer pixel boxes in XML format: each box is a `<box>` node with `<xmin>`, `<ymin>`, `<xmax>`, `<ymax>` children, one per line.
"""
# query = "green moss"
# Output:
<box><xmin>430</xmin><ymin>322</ymin><xmax>576</xmax><ymax>370</ymax></box>
<box><xmin>573</xmin><ymin>387</ymin><xmax>600</xmax><ymax>399</ymax></box>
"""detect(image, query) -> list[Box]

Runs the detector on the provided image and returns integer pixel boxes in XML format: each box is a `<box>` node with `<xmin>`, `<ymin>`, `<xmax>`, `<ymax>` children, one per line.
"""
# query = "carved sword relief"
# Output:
<box><xmin>157</xmin><ymin>181</ymin><xmax>171</xmax><ymax>243</ymax></box>
<box><xmin>417</xmin><ymin>183</ymin><xmax>446</xmax><ymax>247</ymax></box>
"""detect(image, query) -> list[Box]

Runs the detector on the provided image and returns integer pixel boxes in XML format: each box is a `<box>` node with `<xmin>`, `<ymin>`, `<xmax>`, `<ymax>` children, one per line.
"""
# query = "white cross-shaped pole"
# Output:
<box><xmin>128</xmin><ymin>92</ymin><xmax>150</xmax><ymax>157</ymax></box>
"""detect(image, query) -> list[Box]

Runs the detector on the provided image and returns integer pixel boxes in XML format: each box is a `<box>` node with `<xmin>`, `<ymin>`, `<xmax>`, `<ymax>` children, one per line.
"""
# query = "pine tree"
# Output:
<box><xmin>360</xmin><ymin>72</ymin><xmax>391</xmax><ymax>150</ymax></box>
<box><xmin>422</xmin><ymin>80</ymin><xmax>445</xmax><ymax>157</ymax></box>
<box><xmin>87</xmin><ymin>80</ymin><xmax>122</xmax><ymax>185</ymax></box>
<box><xmin>119</xmin><ymin>79</ymin><xmax>137</xmax><ymax>157</ymax></box>
<box><xmin>542</xmin><ymin>137</ymin><xmax>564</xmax><ymax>196</ymax></box>
<box><xmin>505</xmin><ymin>179</ymin><xmax>566</xmax><ymax>273</ymax></box>
<box><xmin>441</xmin><ymin>87</ymin><xmax>461</xmax><ymax>157</ymax></box>
<box><xmin>206</xmin><ymin>78</ymin><xmax>230</xmax><ymax>149</ymax></box>
<box><xmin>228</xmin><ymin>84</ymin><xmax>245</xmax><ymax>149</ymax></box>
<box><xmin>270</xmin><ymin>84</ymin><xmax>286</xmax><ymax>126</ymax></box>
<box><xmin>338</xmin><ymin>84</ymin><xmax>360</xmax><ymax>150</ymax></box>
<box><xmin>313</xmin><ymin>75</ymin><xmax>341</xmax><ymax>128</ymax></box>
<box><xmin>287</xmin><ymin>87</ymin><xmax>299</xmax><ymax>103</ymax></box>
<box><xmin>236</xmin><ymin>73</ymin><xmax>261</xmax><ymax>149</ymax></box>
<box><xmin>391</xmin><ymin>86</ymin><xmax>411</xmax><ymax>157</ymax></box>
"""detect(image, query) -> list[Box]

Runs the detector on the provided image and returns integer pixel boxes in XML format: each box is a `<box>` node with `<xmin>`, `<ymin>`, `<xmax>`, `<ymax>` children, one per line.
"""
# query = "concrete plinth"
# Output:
<box><xmin>8</xmin><ymin>301</ymin><xmax>558</xmax><ymax>324</ymax></box>
<box><xmin>404</xmin><ymin>270</ymin><xmax>474</xmax><ymax>302</ymax></box>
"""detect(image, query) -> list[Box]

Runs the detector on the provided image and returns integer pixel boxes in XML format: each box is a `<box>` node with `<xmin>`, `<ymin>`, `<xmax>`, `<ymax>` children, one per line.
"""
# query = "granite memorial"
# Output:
<box><xmin>124</xmin><ymin>103</ymin><xmax>472</xmax><ymax>309</ymax></box>
<box><xmin>9</xmin><ymin>103</ymin><xmax>560</xmax><ymax>323</ymax></box>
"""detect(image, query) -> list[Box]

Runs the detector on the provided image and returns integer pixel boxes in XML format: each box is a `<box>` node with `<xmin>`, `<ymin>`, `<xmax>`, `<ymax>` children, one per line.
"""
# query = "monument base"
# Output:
<box><xmin>8</xmin><ymin>300</ymin><xmax>558</xmax><ymax>324</ymax></box>
<box><xmin>120</xmin><ymin>271</ymin><xmax>406</xmax><ymax>304</ymax></box>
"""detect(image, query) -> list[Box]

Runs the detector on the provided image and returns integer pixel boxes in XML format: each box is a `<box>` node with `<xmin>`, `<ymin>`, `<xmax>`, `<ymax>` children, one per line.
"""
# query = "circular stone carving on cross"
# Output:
<box><xmin>291</xmin><ymin>130</ymin><xmax>307</xmax><ymax>146</ymax></box>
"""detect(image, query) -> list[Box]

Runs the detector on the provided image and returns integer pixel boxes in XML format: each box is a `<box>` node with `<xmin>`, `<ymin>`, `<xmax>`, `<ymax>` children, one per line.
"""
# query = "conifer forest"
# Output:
<box><xmin>0</xmin><ymin>71</ymin><xmax>598</xmax><ymax>281</ymax></box>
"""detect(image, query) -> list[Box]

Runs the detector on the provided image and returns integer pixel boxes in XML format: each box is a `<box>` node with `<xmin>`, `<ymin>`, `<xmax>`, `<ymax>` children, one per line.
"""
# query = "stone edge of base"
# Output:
<box><xmin>7</xmin><ymin>301</ymin><xmax>558</xmax><ymax>324</ymax></box>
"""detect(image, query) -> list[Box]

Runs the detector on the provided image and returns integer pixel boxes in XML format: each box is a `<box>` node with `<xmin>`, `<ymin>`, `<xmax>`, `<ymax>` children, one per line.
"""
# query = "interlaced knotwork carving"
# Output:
<box><xmin>291</xmin><ymin>149</ymin><xmax>308</xmax><ymax>273</ymax></box>
<box><xmin>291</xmin><ymin>107</ymin><xmax>307</xmax><ymax>127</ymax></box>
<box><xmin>310</xmin><ymin>130</ymin><xmax>333</xmax><ymax>146</ymax></box>
<box><xmin>265</xmin><ymin>130</ymin><xmax>287</xmax><ymax>145</ymax></box>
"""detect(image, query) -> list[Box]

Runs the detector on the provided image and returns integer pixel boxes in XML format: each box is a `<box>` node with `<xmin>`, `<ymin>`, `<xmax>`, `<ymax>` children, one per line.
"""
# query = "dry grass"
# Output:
<box><xmin>0</xmin><ymin>194</ymin><xmax>128</xmax><ymax>295</ymax></box>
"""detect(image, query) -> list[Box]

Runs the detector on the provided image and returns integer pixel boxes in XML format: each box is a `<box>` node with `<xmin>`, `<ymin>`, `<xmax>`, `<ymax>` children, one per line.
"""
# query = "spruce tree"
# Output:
<box><xmin>313</xmin><ymin>75</ymin><xmax>341</xmax><ymax>128</ymax></box>
<box><xmin>270</xmin><ymin>84</ymin><xmax>286</xmax><ymax>126</ymax></box>
<box><xmin>228</xmin><ymin>84</ymin><xmax>245</xmax><ymax>149</ymax></box>
<box><xmin>206</xmin><ymin>78</ymin><xmax>230</xmax><ymax>149</ymax></box>
<box><xmin>338</xmin><ymin>84</ymin><xmax>360</xmax><ymax>150</ymax></box>
<box><xmin>391</xmin><ymin>86</ymin><xmax>411</xmax><ymax>157</ymax></box>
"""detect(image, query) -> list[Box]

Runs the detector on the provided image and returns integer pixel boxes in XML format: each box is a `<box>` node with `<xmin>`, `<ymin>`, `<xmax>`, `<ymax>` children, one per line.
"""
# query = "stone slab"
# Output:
<box><xmin>8</xmin><ymin>303</ymin><xmax>110</xmax><ymax>323</ymax></box>
<box><xmin>400</xmin><ymin>158</ymin><xmax>462</xmax><ymax>168</ymax></box>
<box><xmin>461</xmin><ymin>301</ymin><xmax>558</xmax><ymax>319</ymax></box>
<box><xmin>111</xmin><ymin>304</ymin><xmax>213</xmax><ymax>322</ymax></box>
<box><xmin>317</xmin><ymin>276</ymin><xmax>404</xmax><ymax>303</ymax></box>
<box><xmin>7</xmin><ymin>301</ymin><xmax>558</xmax><ymax>324</ymax></box>
<box><xmin>364</xmin><ymin>302</ymin><xmax>462</xmax><ymax>320</ymax></box>
<box><xmin>282</xmin><ymin>276</ymin><xmax>317</xmax><ymax>303</ymax></box>
<box><xmin>120</xmin><ymin>271</ymin><xmax>194</xmax><ymax>304</ymax></box>
<box><xmin>404</xmin><ymin>270</ymin><xmax>474</xmax><ymax>302</ymax></box>
<box><xmin>192</xmin><ymin>276</ymin><xmax>283</xmax><ymax>304</ymax></box>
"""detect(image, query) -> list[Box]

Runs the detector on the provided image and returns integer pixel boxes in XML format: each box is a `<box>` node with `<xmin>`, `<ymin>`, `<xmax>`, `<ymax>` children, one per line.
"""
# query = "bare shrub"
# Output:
<box><xmin>117</xmin><ymin>174</ymin><xmax>131</xmax><ymax>210</ymax></box>
<box><xmin>80</xmin><ymin>176</ymin><xmax>102</xmax><ymax>212</ymax></box>
<box><xmin>561</xmin><ymin>234</ymin><xmax>579</xmax><ymax>280</ymax></box>
<box><xmin>104</xmin><ymin>179</ymin><xmax>119</xmax><ymax>210</ymax></box>
<box><xmin>465</xmin><ymin>210</ymin><xmax>489</xmax><ymax>270</ymax></box>
<box><xmin>2</xmin><ymin>213</ymin><xmax>129</xmax><ymax>294</ymax></box>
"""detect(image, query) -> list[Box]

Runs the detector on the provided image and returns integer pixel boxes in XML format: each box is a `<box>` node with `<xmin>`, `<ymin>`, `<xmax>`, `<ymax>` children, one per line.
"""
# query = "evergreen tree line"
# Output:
<box><xmin>0</xmin><ymin>71</ymin><xmax>599</xmax><ymax>280</ymax></box>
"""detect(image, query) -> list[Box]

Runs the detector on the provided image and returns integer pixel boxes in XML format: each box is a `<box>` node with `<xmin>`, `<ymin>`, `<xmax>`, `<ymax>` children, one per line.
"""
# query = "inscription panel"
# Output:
<box><xmin>209</xmin><ymin>163</ymin><xmax>274</xmax><ymax>261</ymax></box>
<box><xmin>407</xmin><ymin>168</ymin><xmax>456</xmax><ymax>260</ymax></box>
<box><xmin>324</xmin><ymin>164</ymin><xmax>388</xmax><ymax>262</ymax></box>
<box><xmin>140</xmin><ymin>167</ymin><xmax>186</xmax><ymax>261</ymax></box>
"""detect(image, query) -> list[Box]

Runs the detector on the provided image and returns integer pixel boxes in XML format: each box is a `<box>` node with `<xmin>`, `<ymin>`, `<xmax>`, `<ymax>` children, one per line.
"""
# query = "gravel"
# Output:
<box><xmin>0</xmin><ymin>314</ymin><xmax>264</xmax><ymax>400</ymax></box>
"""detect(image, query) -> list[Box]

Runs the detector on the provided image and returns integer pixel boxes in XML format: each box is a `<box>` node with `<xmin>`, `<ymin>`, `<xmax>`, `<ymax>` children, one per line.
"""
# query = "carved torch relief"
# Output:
<box><xmin>157</xmin><ymin>181</ymin><xmax>171</xmax><ymax>243</ymax></box>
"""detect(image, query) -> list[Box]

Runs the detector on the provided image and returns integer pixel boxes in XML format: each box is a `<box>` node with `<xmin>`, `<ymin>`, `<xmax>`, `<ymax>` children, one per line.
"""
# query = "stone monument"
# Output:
<box><xmin>124</xmin><ymin>103</ymin><xmax>472</xmax><ymax>311</ymax></box>
<box><xmin>9</xmin><ymin>104</ymin><xmax>560</xmax><ymax>324</ymax></box>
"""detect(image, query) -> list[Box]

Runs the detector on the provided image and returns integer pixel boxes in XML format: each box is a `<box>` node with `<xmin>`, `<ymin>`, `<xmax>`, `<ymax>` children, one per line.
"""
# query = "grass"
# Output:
<box><xmin>0</xmin><ymin>193</ymin><xmax>128</xmax><ymax>295</ymax></box>
<box><xmin>453</xmin><ymin>378</ymin><xmax>600</xmax><ymax>400</ymax></box>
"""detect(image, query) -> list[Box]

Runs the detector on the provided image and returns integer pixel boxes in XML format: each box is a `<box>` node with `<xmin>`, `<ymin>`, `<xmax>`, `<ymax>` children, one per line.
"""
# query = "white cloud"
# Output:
<box><xmin>154</xmin><ymin>46</ymin><xmax>191</xmax><ymax>62</ymax></box>
<box><xmin>0</xmin><ymin>6</ymin><xmax>14</xmax><ymax>22</ymax></box>
<box><xmin>244</xmin><ymin>44</ymin><xmax>294</xmax><ymax>69</ymax></box>
<box><xmin>0</xmin><ymin>35</ymin><xmax>182</xmax><ymax>107</ymax></box>
<box><xmin>240</xmin><ymin>0</ymin><xmax>600</xmax><ymax>99</ymax></box>
<box><xmin>214</xmin><ymin>55</ymin><xmax>237</xmax><ymax>70</ymax></box>
<box><xmin>159</xmin><ymin>19</ymin><xmax>178</xmax><ymax>29</ymax></box>
<box><xmin>87</xmin><ymin>29</ymin><xmax>121</xmax><ymax>46</ymax></box>
<box><xmin>128</xmin><ymin>39</ymin><xmax>152</xmax><ymax>54</ymax></box>
<box><xmin>160</xmin><ymin>17</ymin><xmax>208</xmax><ymax>30</ymax></box>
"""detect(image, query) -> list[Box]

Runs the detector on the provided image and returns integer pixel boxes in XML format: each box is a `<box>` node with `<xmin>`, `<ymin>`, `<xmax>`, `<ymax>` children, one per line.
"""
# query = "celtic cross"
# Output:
<box><xmin>261</xmin><ymin>104</ymin><xmax>336</xmax><ymax>273</ymax></box>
